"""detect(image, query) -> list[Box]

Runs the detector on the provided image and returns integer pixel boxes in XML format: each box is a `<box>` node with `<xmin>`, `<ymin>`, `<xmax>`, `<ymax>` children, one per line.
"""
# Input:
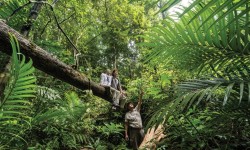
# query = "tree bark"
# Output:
<box><xmin>0</xmin><ymin>53</ymin><xmax>10</xmax><ymax>99</ymax></box>
<box><xmin>21</xmin><ymin>0</ymin><xmax>44</xmax><ymax>37</ymax></box>
<box><xmin>0</xmin><ymin>20</ymin><xmax>112</xmax><ymax>102</ymax></box>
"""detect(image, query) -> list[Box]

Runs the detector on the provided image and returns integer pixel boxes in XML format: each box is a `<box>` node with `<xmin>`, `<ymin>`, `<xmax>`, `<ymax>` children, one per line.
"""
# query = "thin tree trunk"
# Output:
<box><xmin>0</xmin><ymin>20</ymin><xmax>112</xmax><ymax>102</ymax></box>
<box><xmin>0</xmin><ymin>54</ymin><xmax>10</xmax><ymax>99</ymax></box>
<box><xmin>21</xmin><ymin>0</ymin><xmax>44</xmax><ymax>37</ymax></box>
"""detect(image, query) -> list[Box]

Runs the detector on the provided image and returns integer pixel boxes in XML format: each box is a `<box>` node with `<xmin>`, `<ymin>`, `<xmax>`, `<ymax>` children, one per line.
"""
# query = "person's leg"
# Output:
<box><xmin>114</xmin><ymin>90</ymin><xmax>121</xmax><ymax>106</ymax></box>
<box><xmin>131</xmin><ymin>128</ymin><xmax>143</xmax><ymax>150</ymax></box>
<box><xmin>138</xmin><ymin>128</ymin><xmax>145</xmax><ymax>146</ymax></box>
<box><xmin>110</xmin><ymin>88</ymin><xmax>117</xmax><ymax>104</ymax></box>
<box><xmin>128</xmin><ymin>127</ymin><xmax>134</xmax><ymax>148</ymax></box>
<box><xmin>129</xmin><ymin>128</ymin><xmax>139</xmax><ymax>150</ymax></box>
<box><xmin>119</xmin><ymin>94</ymin><xmax>127</xmax><ymax>109</ymax></box>
<box><xmin>111</xmin><ymin>88</ymin><xmax>120</xmax><ymax>107</ymax></box>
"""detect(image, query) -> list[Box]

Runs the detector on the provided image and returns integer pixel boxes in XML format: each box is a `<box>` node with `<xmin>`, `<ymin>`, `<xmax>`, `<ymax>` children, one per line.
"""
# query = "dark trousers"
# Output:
<box><xmin>128</xmin><ymin>126</ymin><xmax>144</xmax><ymax>150</ymax></box>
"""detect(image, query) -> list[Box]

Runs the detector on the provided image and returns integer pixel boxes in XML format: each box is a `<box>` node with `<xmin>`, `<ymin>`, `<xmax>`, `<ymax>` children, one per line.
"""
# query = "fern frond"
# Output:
<box><xmin>36</xmin><ymin>85</ymin><xmax>61</xmax><ymax>100</ymax></box>
<box><xmin>0</xmin><ymin>34</ymin><xmax>36</xmax><ymax>146</ymax></box>
<box><xmin>1</xmin><ymin>35</ymin><xmax>36</xmax><ymax>113</ymax></box>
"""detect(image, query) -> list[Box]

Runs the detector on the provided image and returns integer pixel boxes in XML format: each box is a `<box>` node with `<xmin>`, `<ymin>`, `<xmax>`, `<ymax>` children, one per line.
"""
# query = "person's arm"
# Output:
<box><xmin>125</xmin><ymin>121</ymin><xmax>129</xmax><ymax>140</ymax></box>
<box><xmin>137</xmin><ymin>91</ymin><xmax>144</xmax><ymax>112</ymax></box>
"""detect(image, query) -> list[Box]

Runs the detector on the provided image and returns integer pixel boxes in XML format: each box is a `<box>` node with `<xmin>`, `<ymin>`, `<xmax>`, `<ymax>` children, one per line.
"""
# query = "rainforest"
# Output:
<box><xmin>0</xmin><ymin>0</ymin><xmax>250</xmax><ymax>149</ymax></box>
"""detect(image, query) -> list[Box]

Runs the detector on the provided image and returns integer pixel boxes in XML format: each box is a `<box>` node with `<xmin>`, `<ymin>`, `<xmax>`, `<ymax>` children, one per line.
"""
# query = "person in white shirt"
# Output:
<box><xmin>100</xmin><ymin>69</ymin><xmax>111</xmax><ymax>86</ymax></box>
<box><xmin>100</xmin><ymin>68</ymin><xmax>123</xmax><ymax>109</ymax></box>
<box><xmin>125</xmin><ymin>91</ymin><xmax>144</xmax><ymax>150</ymax></box>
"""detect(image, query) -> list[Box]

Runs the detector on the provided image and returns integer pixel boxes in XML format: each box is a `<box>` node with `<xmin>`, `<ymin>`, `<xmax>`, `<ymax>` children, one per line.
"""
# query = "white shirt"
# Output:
<box><xmin>125</xmin><ymin>105</ymin><xmax>143</xmax><ymax>128</ymax></box>
<box><xmin>100</xmin><ymin>73</ymin><xmax>112</xmax><ymax>86</ymax></box>
<box><xmin>107</xmin><ymin>75</ymin><xmax>112</xmax><ymax>86</ymax></box>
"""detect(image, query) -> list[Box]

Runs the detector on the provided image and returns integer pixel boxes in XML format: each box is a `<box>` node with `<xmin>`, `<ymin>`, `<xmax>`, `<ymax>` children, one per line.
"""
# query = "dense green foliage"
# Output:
<box><xmin>0</xmin><ymin>35</ymin><xmax>36</xmax><ymax>149</ymax></box>
<box><xmin>142</xmin><ymin>0</ymin><xmax>250</xmax><ymax>149</ymax></box>
<box><xmin>0</xmin><ymin>0</ymin><xmax>250</xmax><ymax>149</ymax></box>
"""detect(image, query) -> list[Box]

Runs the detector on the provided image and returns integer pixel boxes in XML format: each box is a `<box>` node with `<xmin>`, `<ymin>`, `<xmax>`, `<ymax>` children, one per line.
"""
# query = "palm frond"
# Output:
<box><xmin>0</xmin><ymin>34</ymin><xmax>36</xmax><ymax>146</ymax></box>
<box><xmin>147</xmin><ymin>77</ymin><xmax>250</xmax><ymax>127</ymax></box>
<box><xmin>142</xmin><ymin>0</ymin><xmax>250</xmax><ymax>73</ymax></box>
<box><xmin>32</xmin><ymin>109</ymin><xmax>67</xmax><ymax>124</ymax></box>
<box><xmin>1</xmin><ymin>34</ymin><xmax>36</xmax><ymax>119</ymax></box>
<box><xmin>156</xmin><ymin>0</ymin><xmax>182</xmax><ymax>15</ymax></box>
<box><xmin>32</xmin><ymin>91</ymin><xmax>86</xmax><ymax>124</ymax></box>
<box><xmin>0</xmin><ymin>0</ymin><xmax>29</xmax><ymax>19</ymax></box>
<box><xmin>0</xmin><ymin>0</ymin><xmax>30</xmax><ymax>29</ymax></box>
<box><xmin>63</xmin><ymin>91</ymin><xmax>86</xmax><ymax>120</ymax></box>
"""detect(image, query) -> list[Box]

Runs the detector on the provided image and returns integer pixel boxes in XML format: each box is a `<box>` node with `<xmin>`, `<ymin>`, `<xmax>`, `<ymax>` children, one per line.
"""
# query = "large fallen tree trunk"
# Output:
<box><xmin>0</xmin><ymin>20</ymin><xmax>112</xmax><ymax>102</ymax></box>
